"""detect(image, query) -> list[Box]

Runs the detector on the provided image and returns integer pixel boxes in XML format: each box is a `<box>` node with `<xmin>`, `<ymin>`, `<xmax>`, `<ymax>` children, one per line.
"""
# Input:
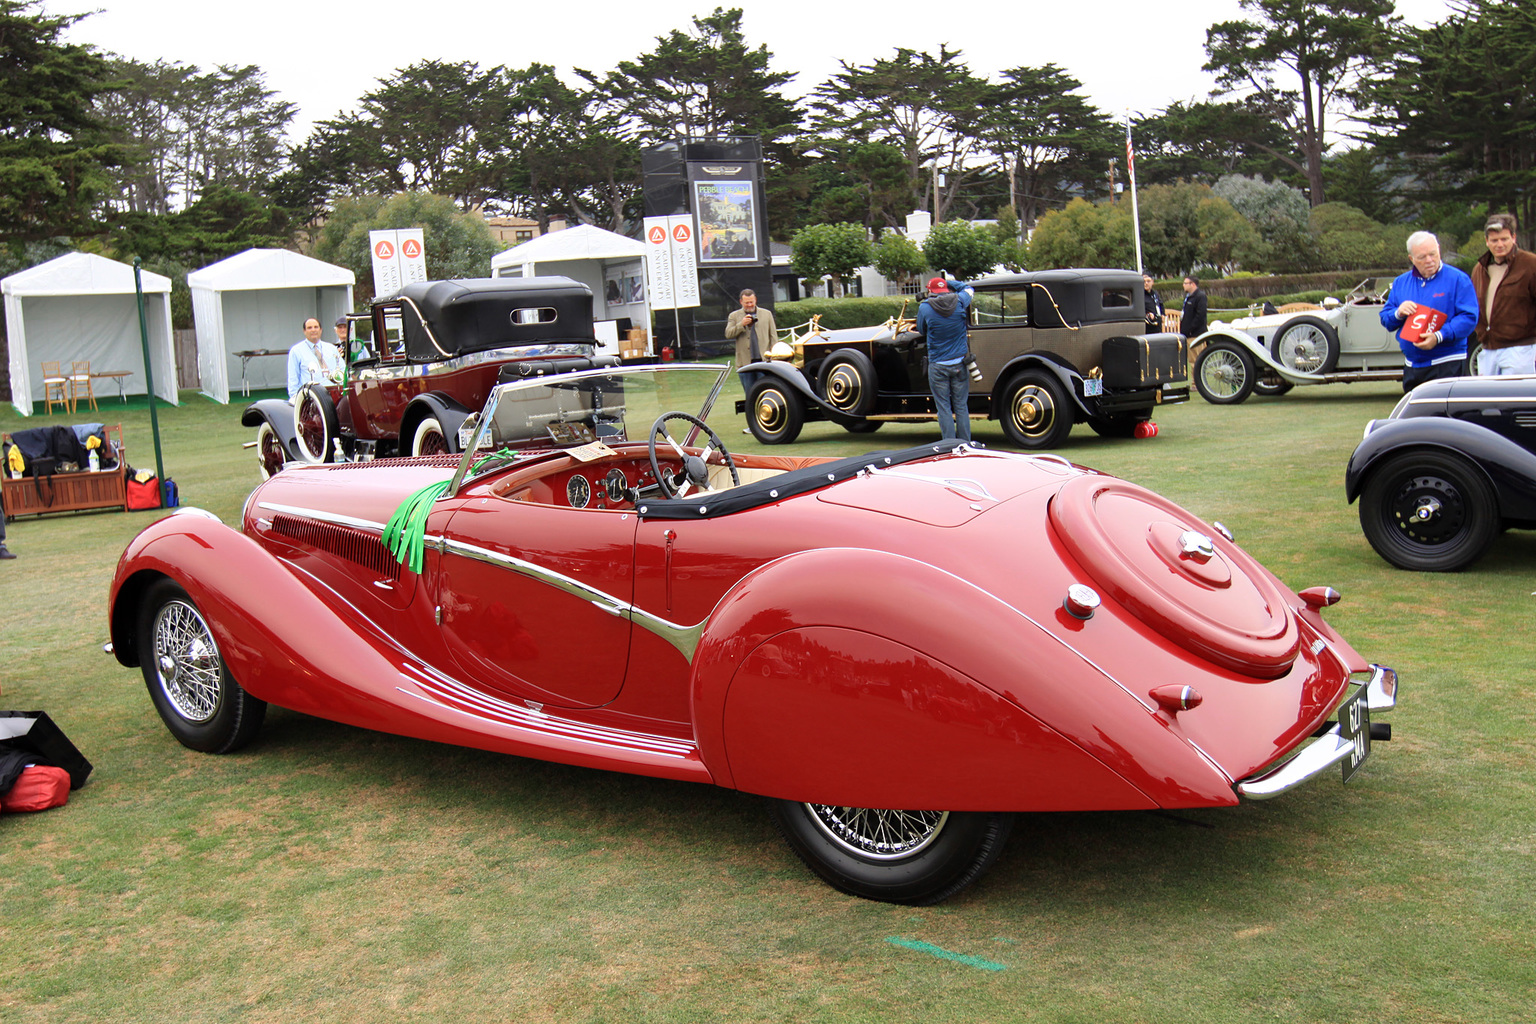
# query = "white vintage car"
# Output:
<box><xmin>1192</xmin><ymin>280</ymin><xmax>1419</xmax><ymax>404</ymax></box>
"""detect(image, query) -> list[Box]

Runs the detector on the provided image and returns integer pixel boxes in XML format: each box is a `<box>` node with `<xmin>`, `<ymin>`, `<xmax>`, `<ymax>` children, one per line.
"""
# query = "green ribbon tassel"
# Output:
<box><xmin>382</xmin><ymin>478</ymin><xmax>452</xmax><ymax>574</ymax></box>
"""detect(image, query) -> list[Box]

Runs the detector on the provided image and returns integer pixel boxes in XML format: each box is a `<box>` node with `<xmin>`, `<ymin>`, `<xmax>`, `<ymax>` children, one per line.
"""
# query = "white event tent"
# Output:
<box><xmin>3</xmin><ymin>253</ymin><xmax>178</xmax><ymax>417</ymax></box>
<box><xmin>188</xmin><ymin>248</ymin><xmax>355</xmax><ymax>404</ymax></box>
<box><xmin>489</xmin><ymin>225</ymin><xmax>651</xmax><ymax>354</ymax></box>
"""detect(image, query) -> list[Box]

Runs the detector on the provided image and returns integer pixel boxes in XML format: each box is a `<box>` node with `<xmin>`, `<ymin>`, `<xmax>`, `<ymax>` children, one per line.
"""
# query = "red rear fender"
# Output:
<box><xmin>690</xmin><ymin>547</ymin><xmax>1236</xmax><ymax>810</ymax></box>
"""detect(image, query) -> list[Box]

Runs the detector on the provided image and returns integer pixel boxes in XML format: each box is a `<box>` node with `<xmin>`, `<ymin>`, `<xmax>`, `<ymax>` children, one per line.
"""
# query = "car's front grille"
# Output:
<box><xmin>270</xmin><ymin>514</ymin><xmax>400</xmax><ymax>581</ymax></box>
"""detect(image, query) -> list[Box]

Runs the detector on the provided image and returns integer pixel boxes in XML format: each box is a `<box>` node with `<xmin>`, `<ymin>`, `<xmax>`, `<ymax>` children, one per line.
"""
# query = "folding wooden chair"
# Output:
<box><xmin>41</xmin><ymin>361</ymin><xmax>70</xmax><ymax>414</ymax></box>
<box><xmin>68</xmin><ymin>360</ymin><xmax>98</xmax><ymax>413</ymax></box>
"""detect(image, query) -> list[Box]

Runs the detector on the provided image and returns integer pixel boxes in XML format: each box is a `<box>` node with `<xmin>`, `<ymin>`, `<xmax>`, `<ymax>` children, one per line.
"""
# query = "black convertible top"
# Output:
<box><xmin>395</xmin><ymin>277</ymin><xmax>597</xmax><ymax>359</ymax></box>
<box><xmin>635</xmin><ymin>440</ymin><xmax>965</xmax><ymax>520</ymax></box>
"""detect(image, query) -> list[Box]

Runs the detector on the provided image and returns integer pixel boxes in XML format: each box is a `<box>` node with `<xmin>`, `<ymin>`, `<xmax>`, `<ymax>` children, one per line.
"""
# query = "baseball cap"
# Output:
<box><xmin>335</xmin><ymin>315</ymin><xmax>349</xmax><ymax>327</ymax></box>
<box><xmin>927</xmin><ymin>277</ymin><xmax>949</xmax><ymax>293</ymax></box>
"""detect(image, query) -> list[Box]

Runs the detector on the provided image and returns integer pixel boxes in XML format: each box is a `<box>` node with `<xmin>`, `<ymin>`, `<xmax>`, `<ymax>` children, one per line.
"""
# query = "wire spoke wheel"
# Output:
<box><xmin>1194</xmin><ymin>345</ymin><xmax>1255</xmax><ymax>404</ymax></box>
<box><xmin>807</xmin><ymin>806</ymin><xmax>948</xmax><ymax>859</ymax></box>
<box><xmin>151</xmin><ymin>599</ymin><xmax>224</xmax><ymax>723</ymax></box>
<box><xmin>136</xmin><ymin>579</ymin><xmax>266</xmax><ymax>753</ymax></box>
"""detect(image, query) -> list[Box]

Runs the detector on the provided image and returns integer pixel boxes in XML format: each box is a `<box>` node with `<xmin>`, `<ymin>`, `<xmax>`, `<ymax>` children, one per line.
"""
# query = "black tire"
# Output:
<box><xmin>816</xmin><ymin>349</ymin><xmax>877</xmax><ymax>417</ymax></box>
<box><xmin>1466</xmin><ymin>337</ymin><xmax>1483</xmax><ymax>375</ymax></box>
<box><xmin>1270</xmin><ymin>315</ymin><xmax>1340</xmax><ymax>374</ymax></box>
<box><xmin>747</xmin><ymin>379</ymin><xmax>805</xmax><ymax>445</ymax></box>
<box><xmin>255</xmin><ymin>420</ymin><xmax>286</xmax><ymax>479</ymax></box>
<box><xmin>1358</xmin><ymin>450</ymin><xmax>1499</xmax><ymax>571</ymax></box>
<box><xmin>1194</xmin><ymin>344</ymin><xmax>1256</xmax><ymax>405</ymax></box>
<box><xmin>770</xmin><ymin>800</ymin><xmax>1014</xmax><ymax>905</ymax></box>
<box><xmin>137</xmin><ymin>579</ymin><xmax>266</xmax><ymax>753</ymax></box>
<box><xmin>1087</xmin><ymin>415</ymin><xmax>1142</xmax><ymax>438</ymax></box>
<box><xmin>292</xmin><ymin>385</ymin><xmax>338</xmax><ymax>463</ymax></box>
<box><xmin>843</xmin><ymin>420</ymin><xmax>884</xmax><ymax>434</ymax></box>
<box><xmin>411</xmin><ymin>415</ymin><xmax>450</xmax><ymax>457</ymax></box>
<box><xmin>999</xmin><ymin>369</ymin><xmax>1073</xmax><ymax>449</ymax></box>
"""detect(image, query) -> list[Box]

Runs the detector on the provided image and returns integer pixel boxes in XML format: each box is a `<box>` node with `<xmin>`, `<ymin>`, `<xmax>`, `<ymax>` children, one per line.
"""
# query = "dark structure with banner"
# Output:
<box><xmin>642</xmin><ymin>138</ymin><xmax>772</xmax><ymax>357</ymax></box>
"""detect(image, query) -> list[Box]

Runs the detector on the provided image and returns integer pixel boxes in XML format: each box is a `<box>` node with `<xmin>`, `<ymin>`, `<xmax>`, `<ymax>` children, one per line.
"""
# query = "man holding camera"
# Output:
<box><xmin>725</xmin><ymin>289</ymin><xmax>778</xmax><ymax>390</ymax></box>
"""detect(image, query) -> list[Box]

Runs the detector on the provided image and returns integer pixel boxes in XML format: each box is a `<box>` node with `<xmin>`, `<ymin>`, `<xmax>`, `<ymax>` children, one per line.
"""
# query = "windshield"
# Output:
<box><xmin>448</xmin><ymin>363</ymin><xmax>732</xmax><ymax>491</ymax></box>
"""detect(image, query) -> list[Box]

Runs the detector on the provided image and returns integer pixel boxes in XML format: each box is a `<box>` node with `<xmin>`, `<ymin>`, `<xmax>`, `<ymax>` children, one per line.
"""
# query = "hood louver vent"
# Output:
<box><xmin>324</xmin><ymin>455</ymin><xmax>461</xmax><ymax>470</ymax></box>
<box><xmin>271</xmin><ymin>514</ymin><xmax>400</xmax><ymax>581</ymax></box>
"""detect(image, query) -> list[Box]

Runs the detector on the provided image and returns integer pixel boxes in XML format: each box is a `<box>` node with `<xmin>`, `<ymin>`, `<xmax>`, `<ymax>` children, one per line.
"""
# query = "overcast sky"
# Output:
<box><xmin>52</xmin><ymin>0</ymin><xmax>1457</xmax><ymax>144</ymax></box>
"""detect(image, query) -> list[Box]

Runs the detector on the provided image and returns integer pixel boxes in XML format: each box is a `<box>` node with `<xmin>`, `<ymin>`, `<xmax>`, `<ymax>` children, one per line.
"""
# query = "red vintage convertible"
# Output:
<box><xmin>108</xmin><ymin>364</ymin><xmax>1397</xmax><ymax>904</ymax></box>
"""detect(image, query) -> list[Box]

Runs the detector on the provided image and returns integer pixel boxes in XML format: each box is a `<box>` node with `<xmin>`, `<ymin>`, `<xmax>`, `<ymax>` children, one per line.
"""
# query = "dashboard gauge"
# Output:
<box><xmin>566</xmin><ymin>474</ymin><xmax>591</xmax><ymax>508</ymax></box>
<box><xmin>605</xmin><ymin>468</ymin><xmax>629</xmax><ymax>502</ymax></box>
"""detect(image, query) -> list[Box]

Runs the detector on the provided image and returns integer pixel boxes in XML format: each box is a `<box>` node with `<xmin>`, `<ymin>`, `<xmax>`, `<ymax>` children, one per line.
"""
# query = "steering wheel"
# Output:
<box><xmin>648</xmin><ymin>411</ymin><xmax>739</xmax><ymax>499</ymax></box>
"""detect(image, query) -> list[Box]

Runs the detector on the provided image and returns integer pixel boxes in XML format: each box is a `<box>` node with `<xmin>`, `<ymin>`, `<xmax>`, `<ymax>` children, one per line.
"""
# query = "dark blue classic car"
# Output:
<box><xmin>1346</xmin><ymin>375</ymin><xmax>1536</xmax><ymax>571</ymax></box>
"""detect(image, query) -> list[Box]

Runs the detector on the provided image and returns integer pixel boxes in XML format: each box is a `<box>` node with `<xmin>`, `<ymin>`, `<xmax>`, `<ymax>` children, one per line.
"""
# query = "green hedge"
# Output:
<box><xmin>773</xmin><ymin>296</ymin><xmax>916</xmax><ymax>332</ymax></box>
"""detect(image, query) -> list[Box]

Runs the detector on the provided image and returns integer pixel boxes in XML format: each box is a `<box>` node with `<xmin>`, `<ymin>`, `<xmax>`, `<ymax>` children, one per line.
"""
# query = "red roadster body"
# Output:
<box><xmin>108</xmin><ymin>364</ymin><xmax>1397</xmax><ymax>903</ymax></box>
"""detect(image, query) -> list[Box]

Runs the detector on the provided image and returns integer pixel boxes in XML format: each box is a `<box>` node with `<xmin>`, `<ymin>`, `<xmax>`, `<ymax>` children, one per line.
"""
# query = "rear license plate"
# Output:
<box><xmin>1338</xmin><ymin>685</ymin><xmax>1371</xmax><ymax>783</ymax></box>
<box><xmin>1082</xmin><ymin>378</ymin><xmax>1103</xmax><ymax>397</ymax></box>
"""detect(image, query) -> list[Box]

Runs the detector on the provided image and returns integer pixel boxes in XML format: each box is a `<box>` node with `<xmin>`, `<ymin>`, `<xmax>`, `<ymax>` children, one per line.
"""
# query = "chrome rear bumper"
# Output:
<box><xmin>1235</xmin><ymin>665</ymin><xmax>1397</xmax><ymax>801</ymax></box>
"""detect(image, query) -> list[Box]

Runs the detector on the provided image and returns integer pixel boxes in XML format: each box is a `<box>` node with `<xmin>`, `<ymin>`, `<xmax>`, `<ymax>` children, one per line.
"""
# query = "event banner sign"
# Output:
<box><xmin>691</xmin><ymin>180</ymin><xmax>758</xmax><ymax>264</ymax></box>
<box><xmin>643</xmin><ymin>215</ymin><xmax>700</xmax><ymax>310</ymax></box>
<box><xmin>369</xmin><ymin>228</ymin><xmax>427</xmax><ymax>298</ymax></box>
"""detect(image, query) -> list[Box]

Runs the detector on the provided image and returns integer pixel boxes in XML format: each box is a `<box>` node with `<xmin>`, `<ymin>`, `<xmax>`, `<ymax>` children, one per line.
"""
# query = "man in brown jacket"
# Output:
<box><xmin>724</xmin><ymin>289</ymin><xmax>778</xmax><ymax>391</ymax></box>
<box><xmin>1471</xmin><ymin>212</ymin><xmax>1536</xmax><ymax>376</ymax></box>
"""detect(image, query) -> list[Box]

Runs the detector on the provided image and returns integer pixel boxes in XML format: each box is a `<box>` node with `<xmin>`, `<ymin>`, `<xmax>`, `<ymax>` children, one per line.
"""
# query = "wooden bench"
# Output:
<box><xmin>2</xmin><ymin>424</ymin><xmax>129</xmax><ymax>518</ymax></box>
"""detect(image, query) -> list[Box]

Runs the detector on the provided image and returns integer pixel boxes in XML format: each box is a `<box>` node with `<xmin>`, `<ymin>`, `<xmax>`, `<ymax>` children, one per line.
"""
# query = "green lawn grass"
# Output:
<box><xmin>2</xmin><ymin>381</ymin><xmax>1532</xmax><ymax>1023</ymax></box>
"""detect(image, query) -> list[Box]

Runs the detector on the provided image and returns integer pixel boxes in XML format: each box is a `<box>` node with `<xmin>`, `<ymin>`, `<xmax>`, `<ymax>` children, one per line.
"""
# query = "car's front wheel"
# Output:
<box><xmin>1359</xmin><ymin>450</ymin><xmax>1499</xmax><ymax>571</ymax></box>
<box><xmin>255</xmin><ymin>420</ymin><xmax>286</xmax><ymax>479</ymax></box>
<box><xmin>770</xmin><ymin>800</ymin><xmax>1014</xmax><ymax>904</ymax></box>
<box><xmin>1194</xmin><ymin>344</ymin><xmax>1256</xmax><ymax>404</ymax></box>
<box><xmin>999</xmin><ymin>370</ymin><xmax>1072</xmax><ymax>449</ymax></box>
<box><xmin>137</xmin><ymin>579</ymin><xmax>266</xmax><ymax>753</ymax></box>
<box><xmin>292</xmin><ymin>385</ymin><xmax>338</xmax><ymax>463</ymax></box>
<box><xmin>411</xmin><ymin>415</ymin><xmax>450</xmax><ymax>457</ymax></box>
<box><xmin>747</xmin><ymin>379</ymin><xmax>804</xmax><ymax>445</ymax></box>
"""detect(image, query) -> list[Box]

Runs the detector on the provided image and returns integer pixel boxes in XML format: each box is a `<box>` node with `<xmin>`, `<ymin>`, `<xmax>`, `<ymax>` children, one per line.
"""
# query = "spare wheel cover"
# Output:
<box><xmin>1049</xmin><ymin>476</ymin><xmax>1299</xmax><ymax>678</ymax></box>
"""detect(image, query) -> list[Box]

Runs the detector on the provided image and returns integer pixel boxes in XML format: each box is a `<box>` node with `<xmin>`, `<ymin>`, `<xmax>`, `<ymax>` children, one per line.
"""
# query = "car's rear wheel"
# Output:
<box><xmin>411</xmin><ymin>415</ymin><xmax>450</xmax><ymax>457</ymax></box>
<box><xmin>816</xmin><ymin>349</ymin><xmax>877</xmax><ymax>417</ymax></box>
<box><xmin>293</xmin><ymin>385</ymin><xmax>337</xmax><ymax>463</ymax></box>
<box><xmin>137</xmin><ymin>579</ymin><xmax>266</xmax><ymax>753</ymax></box>
<box><xmin>999</xmin><ymin>370</ymin><xmax>1072</xmax><ymax>449</ymax></box>
<box><xmin>770</xmin><ymin>800</ymin><xmax>1014</xmax><ymax>905</ymax></box>
<box><xmin>1359</xmin><ymin>450</ymin><xmax>1499</xmax><ymax>571</ymax></box>
<box><xmin>747</xmin><ymin>379</ymin><xmax>804</xmax><ymax>445</ymax></box>
<box><xmin>1194</xmin><ymin>344</ymin><xmax>1256</xmax><ymax>404</ymax></box>
<box><xmin>1270</xmin><ymin>316</ymin><xmax>1340</xmax><ymax>374</ymax></box>
<box><xmin>255</xmin><ymin>420</ymin><xmax>286</xmax><ymax>479</ymax></box>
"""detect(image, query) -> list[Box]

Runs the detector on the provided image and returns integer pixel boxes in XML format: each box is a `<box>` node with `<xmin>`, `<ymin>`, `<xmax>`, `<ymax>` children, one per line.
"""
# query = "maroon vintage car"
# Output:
<box><xmin>243</xmin><ymin>276</ymin><xmax>616</xmax><ymax>477</ymax></box>
<box><xmin>111</xmin><ymin>364</ymin><xmax>1397</xmax><ymax>904</ymax></box>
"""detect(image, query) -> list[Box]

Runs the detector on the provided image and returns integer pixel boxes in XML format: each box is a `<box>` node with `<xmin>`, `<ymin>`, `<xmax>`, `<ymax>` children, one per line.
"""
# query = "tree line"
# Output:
<box><xmin>1</xmin><ymin>0</ymin><xmax>1532</xmax><ymax>284</ymax></box>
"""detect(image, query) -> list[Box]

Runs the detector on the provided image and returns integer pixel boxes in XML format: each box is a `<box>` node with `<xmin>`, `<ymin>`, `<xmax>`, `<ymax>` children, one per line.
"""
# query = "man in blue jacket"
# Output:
<box><xmin>1380</xmin><ymin>232</ymin><xmax>1479</xmax><ymax>392</ymax></box>
<box><xmin>917</xmin><ymin>275</ymin><xmax>975</xmax><ymax>441</ymax></box>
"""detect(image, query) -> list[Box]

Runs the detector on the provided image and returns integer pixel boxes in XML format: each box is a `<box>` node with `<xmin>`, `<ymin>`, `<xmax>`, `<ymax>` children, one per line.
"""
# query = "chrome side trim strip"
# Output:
<box><xmin>439</xmin><ymin>536</ymin><xmax>705</xmax><ymax>660</ymax></box>
<box><xmin>398</xmin><ymin>663</ymin><xmax>696</xmax><ymax>758</ymax></box>
<box><xmin>257</xmin><ymin>501</ymin><xmax>387</xmax><ymax>535</ymax></box>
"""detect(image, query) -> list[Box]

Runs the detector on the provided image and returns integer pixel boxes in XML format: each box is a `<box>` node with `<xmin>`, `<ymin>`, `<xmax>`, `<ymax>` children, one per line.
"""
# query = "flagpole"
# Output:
<box><xmin>1126</xmin><ymin>110</ymin><xmax>1144</xmax><ymax>277</ymax></box>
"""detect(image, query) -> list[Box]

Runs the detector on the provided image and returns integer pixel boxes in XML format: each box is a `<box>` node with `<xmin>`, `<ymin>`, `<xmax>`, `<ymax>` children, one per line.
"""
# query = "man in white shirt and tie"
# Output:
<box><xmin>287</xmin><ymin>317</ymin><xmax>343</xmax><ymax>398</ymax></box>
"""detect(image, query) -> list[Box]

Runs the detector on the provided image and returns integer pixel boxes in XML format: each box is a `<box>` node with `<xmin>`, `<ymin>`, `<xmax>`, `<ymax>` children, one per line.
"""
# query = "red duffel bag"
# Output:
<box><xmin>1</xmin><ymin>765</ymin><xmax>71</xmax><ymax>812</ymax></box>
